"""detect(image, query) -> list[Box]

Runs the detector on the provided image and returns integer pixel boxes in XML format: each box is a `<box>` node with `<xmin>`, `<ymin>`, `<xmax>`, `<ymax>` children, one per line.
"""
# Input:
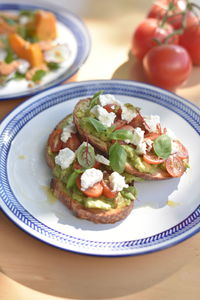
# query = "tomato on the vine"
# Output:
<box><xmin>179</xmin><ymin>24</ymin><xmax>200</xmax><ymax>65</ymax></box>
<box><xmin>147</xmin><ymin>0</ymin><xmax>198</xmax><ymax>30</ymax></box>
<box><xmin>143</xmin><ymin>44</ymin><xmax>192</xmax><ymax>90</ymax></box>
<box><xmin>132</xmin><ymin>18</ymin><xmax>178</xmax><ymax>60</ymax></box>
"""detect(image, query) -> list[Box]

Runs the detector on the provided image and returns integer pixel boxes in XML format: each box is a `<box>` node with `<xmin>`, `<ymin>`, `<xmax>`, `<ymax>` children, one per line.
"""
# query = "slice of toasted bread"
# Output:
<box><xmin>46</xmin><ymin>114</ymin><xmax>81</xmax><ymax>169</ymax></box>
<box><xmin>73</xmin><ymin>98</ymin><xmax>172</xmax><ymax>180</ymax></box>
<box><xmin>50</xmin><ymin>177</ymin><xmax>134</xmax><ymax>224</ymax></box>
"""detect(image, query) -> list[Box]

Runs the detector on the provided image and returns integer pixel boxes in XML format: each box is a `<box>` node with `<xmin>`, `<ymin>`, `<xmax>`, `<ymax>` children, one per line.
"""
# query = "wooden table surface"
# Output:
<box><xmin>0</xmin><ymin>1</ymin><xmax>200</xmax><ymax>299</ymax></box>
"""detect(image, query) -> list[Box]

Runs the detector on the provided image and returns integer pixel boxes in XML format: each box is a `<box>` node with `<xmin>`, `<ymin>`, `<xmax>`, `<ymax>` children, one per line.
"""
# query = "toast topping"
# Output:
<box><xmin>80</xmin><ymin>168</ymin><xmax>103</xmax><ymax>191</ymax></box>
<box><xmin>55</xmin><ymin>147</ymin><xmax>75</xmax><ymax>169</ymax></box>
<box><xmin>99</xmin><ymin>94</ymin><xmax>121</xmax><ymax>106</ymax></box>
<box><xmin>61</xmin><ymin>123</ymin><xmax>77</xmax><ymax>143</ymax></box>
<box><xmin>91</xmin><ymin>105</ymin><xmax>116</xmax><ymax>127</ymax></box>
<box><xmin>109</xmin><ymin>172</ymin><xmax>128</xmax><ymax>192</ymax></box>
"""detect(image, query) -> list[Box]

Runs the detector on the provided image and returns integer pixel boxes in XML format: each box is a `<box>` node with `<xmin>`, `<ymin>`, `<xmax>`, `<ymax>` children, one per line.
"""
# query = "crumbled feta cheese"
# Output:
<box><xmin>17</xmin><ymin>59</ymin><xmax>30</xmax><ymax>74</ymax></box>
<box><xmin>80</xmin><ymin>168</ymin><xmax>103</xmax><ymax>191</ymax></box>
<box><xmin>61</xmin><ymin>123</ymin><xmax>77</xmax><ymax>143</ymax></box>
<box><xmin>143</xmin><ymin>115</ymin><xmax>160</xmax><ymax>132</ymax></box>
<box><xmin>121</xmin><ymin>105</ymin><xmax>137</xmax><ymax>123</ymax></box>
<box><xmin>95</xmin><ymin>154</ymin><xmax>110</xmax><ymax>165</ymax></box>
<box><xmin>109</xmin><ymin>172</ymin><xmax>128</xmax><ymax>192</ymax></box>
<box><xmin>165</xmin><ymin>128</ymin><xmax>177</xmax><ymax>140</ymax></box>
<box><xmin>99</xmin><ymin>94</ymin><xmax>121</xmax><ymax>106</ymax></box>
<box><xmin>145</xmin><ymin>138</ymin><xmax>153</xmax><ymax>151</ymax></box>
<box><xmin>90</xmin><ymin>105</ymin><xmax>116</xmax><ymax>127</ymax></box>
<box><xmin>55</xmin><ymin>148</ymin><xmax>75</xmax><ymax>169</ymax></box>
<box><xmin>171</xmin><ymin>141</ymin><xmax>179</xmax><ymax>154</ymax></box>
<box><xmin>132</xmin><ymin>127</ymin><xmax>145</xmax><ymax>146</ymax></box>
<box><xmin>44</xmin><ymin>44</ymin><xmax>70</xmax><ymax>63</ymax></box>
<box><xmin>136</xmin><ymin>142</ymin><xmax>147</xmax><ymax>155</ymax></box>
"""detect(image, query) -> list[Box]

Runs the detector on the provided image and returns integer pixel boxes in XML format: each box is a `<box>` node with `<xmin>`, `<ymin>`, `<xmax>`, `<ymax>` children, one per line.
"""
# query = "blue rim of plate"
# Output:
<box><xmin>0</xmin><ymin>3</ymin><xmax>91</xmax><ymax>100</ymax></box>
<box><xmin>0</xmin><ymin>80</ymin><xmax>200</xmax><ymax>256</ymax></box>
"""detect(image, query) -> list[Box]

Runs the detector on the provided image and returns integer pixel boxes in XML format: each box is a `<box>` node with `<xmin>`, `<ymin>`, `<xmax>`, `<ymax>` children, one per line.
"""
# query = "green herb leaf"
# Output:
<box><xmin>76</xmin><ymin>142</ymin><xmax>95</xmax><ymax>169</ymax></box>
<box><xmin>5</xmin><ymin>49</ymin><xmax>15</xmax><ymax>63</ymax></box>
<box><xmin>13</xmin><ymin>71</ymin><xmax>26</xmax><ymax>80</ymax></box>
<box><xmin>89</xmin><ymin>90</ymin><xmax>104</xmax><ymax>109</ymax></box>
<box><xmin>109</xmin><ymin>129</ymin><xmax>134</xmax><ymax>141</ymax></box>
<box><xmin>84</xmin><ymin>117</ymin><xmax>107</xmax><ymax>132</ymax></box>
<box><xmin>19</xmin><ymin>10</ymin><xmax>35</xmax><ymax>17</ymax></box>
<box><xmin>32</xmin><ymin>70</ymin><xmax>46</xmax><ymax>82</ymax></box>
<box><xmin>67</xmin><ymin>171</ymin><xmax>79</xmax><ymax>189</ymax></box>
<box><xmin>109</xmin><ymin>142</ymin><xmax>127</xmax><ymax>173</ymax></box>
<box><xmin>47</xmin><ymin>62</ymin><xmax>60</xmax><ymax>70</ymax></box>
<box><xmin>153</xmin><ymin>134</ymin><xmax>172</xmax><ymax>159</ymax></box>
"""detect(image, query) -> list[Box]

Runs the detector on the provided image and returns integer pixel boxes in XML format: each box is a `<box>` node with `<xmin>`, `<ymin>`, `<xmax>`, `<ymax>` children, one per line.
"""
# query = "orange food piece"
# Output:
<box><xmin>0</xmin><ymin>17</ymin><xmax>16</xmax><ymax>34</ymax></box>
<box><xmin>34</xmin><ymin>10</ymin><xmax>57</xmax><ymax>41</ymax></box>
<box><xmin>9</xmin><ymin>33</ymin><xmax>44</xmax><ymax>67</ymax></box>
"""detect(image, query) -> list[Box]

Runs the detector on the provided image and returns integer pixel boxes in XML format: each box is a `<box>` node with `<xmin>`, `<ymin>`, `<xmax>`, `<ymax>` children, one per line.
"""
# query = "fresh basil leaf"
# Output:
<box><xmin>89</xmin><ymin>90</ymin><xmax>104</xmax><ymax>109</ymax></box>
<box><xmin>32</xmin><ymin>70</ymin><xmax>46</xmax><ymax>82</ymax></box>
<box><xmin>47</xmin><ymin>62</ymin><xmax>60</xmax><ymax>70</ymax></box>
<box><xmin>109</xmin><ymin>142</ymin><xmax>127</xmax><ymax>173</ymax></box>
<box><xmin>67</xmin><ymin>171</ymin><xmax>79</xmax><ymax>189</ymax></box>
<box><xmin>153</xmin><ymin>134</ymin><xmax>172</xmax><ymax>159</ymax></box>
<box><xmin>84</xmin><ymin>117</ymin><xmax>107</xmax><ymax>132</ymax></box>
<box><xmin>109</xmin><ymin>129</ymin><xmax>134</xmax><ymax>141</ymax></box>
<box><xmin>76</xmin><ymin>142</ymin><xmax>95</xmax><ymax>169</ymax></box>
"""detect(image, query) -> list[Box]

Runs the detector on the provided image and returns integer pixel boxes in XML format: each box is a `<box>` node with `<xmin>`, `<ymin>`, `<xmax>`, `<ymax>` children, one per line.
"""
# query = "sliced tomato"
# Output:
<box><xmin>93</xmin><ymin>161</ymin><xmax>101</xmax><ymax>169</ymax></box>
<box><xmin>48</xmin><ymin>128</ymin><xmax>63</xmax><ymax>152</ymax></box>
<box><xmin>102</xmin><ymin>180</ymin><xmax>118</xmax><ymax>199</ymax></box>
<box><xmin>62</xmin><ymin>133</ymin><xmax>81</xmax><ymax>151</ymax></box>
<box><xmin>144</xmin><ymin>132</ymin><xmax>160</xmax><ymax>140</ymax></box>
<box><xmin>165</xmin><ymin>155</ymin><xmax>185</xmax><ymax>177</ymax></box>
<box><xmin>129</xmin><ymin>114</ymin><xmax>145</xmax><ymax>130</ymax></box>
<box><xmin>173</xmin><ymin>140</ymin><xmax>189</xmax><ymax>159</ymax></box>
<box><xmin>113</xmin><ymin>120</ymin><xmax>127</xmax><ymax>130</ymax></box>
<box><xmin>73</xmin><ymin>161</ymin><xmax>82</xmax><ymax>170</ymax></box>
<box><xmin>143</xmin><ymin>152</ymin><xmax>165</xmax><ymax>165</ymax></box>
<box><xmin>104</xmin><ymin>104</ymin><xmax>122</xmax><ymax>118</ymax></box>
<box><xmin>76</xmin><ymin>177</ymin><xmax>103</xmax><ymax>198</ymax></box>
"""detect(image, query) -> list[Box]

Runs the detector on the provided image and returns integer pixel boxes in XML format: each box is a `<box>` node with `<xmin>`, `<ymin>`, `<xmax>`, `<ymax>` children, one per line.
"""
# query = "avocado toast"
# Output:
<box><xmin>73</xmin><ymin>92</ymin><xmax>189</xmax><ymax>180</ymax></box>
<box><xmin>46</xmin><ymin>115</ymin><xmax>137</xmax><ymax>223</ymax></box>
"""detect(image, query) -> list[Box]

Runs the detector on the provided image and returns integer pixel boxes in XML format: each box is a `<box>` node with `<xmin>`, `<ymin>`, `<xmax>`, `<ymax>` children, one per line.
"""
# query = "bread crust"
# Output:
<box><xmin>51</xmin><ymin>177</ymin><xmax>134</xmax><ymax>224</ymax></box>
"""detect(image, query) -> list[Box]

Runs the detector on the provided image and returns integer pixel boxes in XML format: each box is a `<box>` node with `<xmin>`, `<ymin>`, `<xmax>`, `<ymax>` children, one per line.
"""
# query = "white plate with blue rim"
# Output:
<box><xmin>0</xmin><ymin>3</ymin><xmax>91</xmax><ymax>100</ymax></box>
<box><xmin>0</xmin><ymin>80</ymin><xmax>199</xmax><ymax>256</ymax></box>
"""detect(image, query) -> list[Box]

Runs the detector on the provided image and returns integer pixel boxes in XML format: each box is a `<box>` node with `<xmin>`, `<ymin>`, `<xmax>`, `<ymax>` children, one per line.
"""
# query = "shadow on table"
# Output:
<box><xmin>1</xmin><ymin>211</ymin><xmax>199</xmax><ymax>300</ymax></box>
<box><xmin>112</xmin><ymin>50</ymin><xmax>200</xmax><ymax>89</ymax></box>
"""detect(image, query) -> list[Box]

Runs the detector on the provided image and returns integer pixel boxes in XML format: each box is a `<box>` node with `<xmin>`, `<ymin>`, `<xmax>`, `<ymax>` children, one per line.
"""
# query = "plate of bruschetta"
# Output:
<box><xmin>0</xmin><ymin>80</ymin><xmax>199</xmax><ymax>256</ymax></box>
<box><xmin>0</xmin><ymin>3</ymin><xmax>90</xmax><ymax>100</ymax></box>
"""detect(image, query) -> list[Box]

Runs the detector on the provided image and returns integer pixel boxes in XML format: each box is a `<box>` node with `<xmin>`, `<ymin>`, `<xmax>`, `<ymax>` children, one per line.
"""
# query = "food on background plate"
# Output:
<box><xmin>73</xmin><ymin>92</ymin><xmax>189</xmax><ymax>180</ymax></box>
<box><xmin>46</xmin><ymin>114</ymin><xmax>137</xmax><ymax>224</ymax></box>
<box><xmin>0</xmin><ymin>9</ymin><xmax>70</xmax><ymax>87</ymax></box>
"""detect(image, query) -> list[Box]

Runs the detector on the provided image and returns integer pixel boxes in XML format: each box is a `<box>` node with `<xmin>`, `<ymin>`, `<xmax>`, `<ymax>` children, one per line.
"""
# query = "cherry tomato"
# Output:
<box><xmin>129</xmin><ymin>114</ymin><xmax>146</xmax><ymax>130</ymax></box>
<box><xmin>179</xmin><ymin>24</ymin><xmax>200</xmax><ymax>65</ymax></box>
<box><xmin>76</xmin><ymin>177</ymin><xmax>103</xmax><ymax>198</ymax></box>
<box><xmin>61</xmin><ymin>133</ymin><xmax>81</xmax><ymax>151</ymax></box>
<box><xmin>144</xmin><ymin>132</ymin><xmax>161</xmax><ymax>140</ymax></box>
<box><xmin>102</xmin><ymin>180</ymin><xmax>118</xmax><ymax>199</ymax></box>
<box><xmin>147</xmin><ymin>0</ymin><xmax>198</xmax><ymax>30</ymax></box>
<box><xmin>73</xmin><ymin>161</ymin><xmax>82</xmax><ymax>170</ymax></box>
<box><xmin>173</xmin><ymin>140</ymin><xmax>189</xmax><ymax>159</ymax></box>
<box><xmin>113</xmin><ymin>120</ymin><xmax>127</xmax><ymax>130</ymax></box>
<box><xmin>165</xmin><ymin>154</ymin><xmax>185</xmax><ymax>177</ymax></box>
<box><xmin>132</xmin><ymin>18</ymin><xmax>179</xmax><ymax>60</ymax></box>
<box><xmin>48</xmin><ymin>128</ymin><xmax>62</xmax><ymax>152</ymax></box>
<box><xmin>143</xmin><ymin>152</ymin><xmax>165</xmax><ymax>164</ymax></box>
<box><xmin>104</xmin><ymin>104</ymin><xmax>122</xmax><ymax>118</ymax></box>
<box><xmin>143</xmin><ymin>44</ymin><xmax>192</xmax><ymax>90</ymax></box>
